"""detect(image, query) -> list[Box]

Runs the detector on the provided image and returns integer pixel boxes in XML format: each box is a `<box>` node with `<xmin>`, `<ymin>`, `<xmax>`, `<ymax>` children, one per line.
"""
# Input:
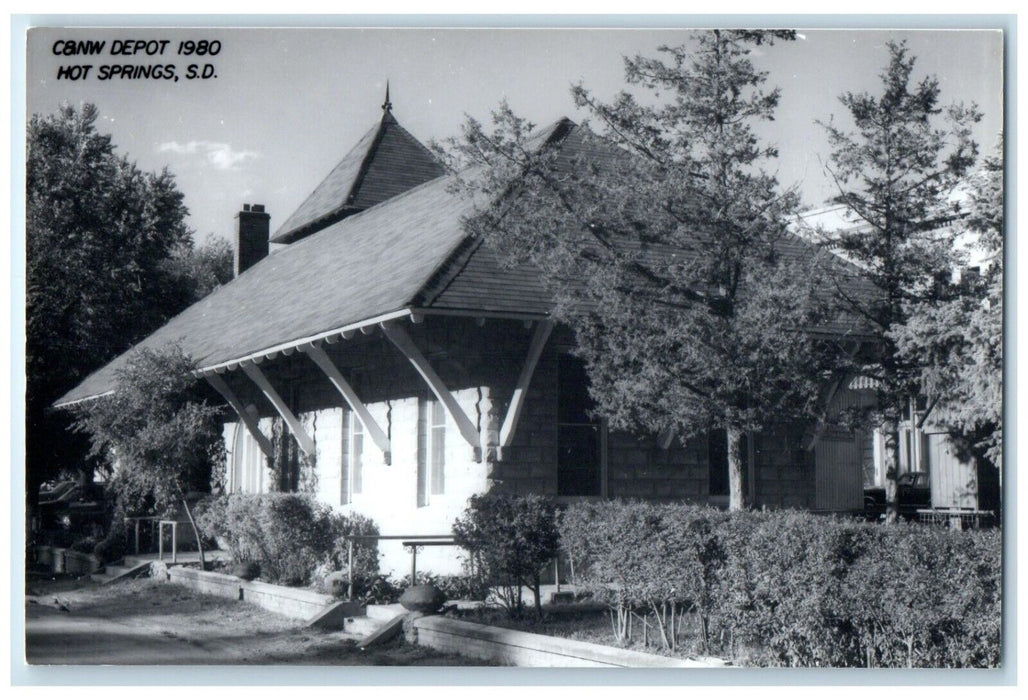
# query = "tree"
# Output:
<box><xmin>890</xmin><ymin>146</ymin><xmax>1002</xmax><ymax>468</ymax></box>
<box><xmin>438</xmin><ymin>31</ymin><xmax>842</xmax><ymax>509</ymax></box>
<box><xmin>71</xmin><ymin>345</ymin><xmax>225</xmax><ymax>569</ymax></box>
<box><xmin>819</xmin><ymin>42</ymin><xmax>983</xmax><ymax>519</ymax></box>
<box><xmin>452</xmin><ymin>494</ymin><xmax>559</xmax><ymax>619</ymax></box>
<box><xmin>26</xmin><ymin>102</ymin><xmax>226</xmax><ymax>512</ymax></box>
<box><xmin>164</xmin><ymin>236</ymin><xmax>235</xmax><ymax>305</ymax></box>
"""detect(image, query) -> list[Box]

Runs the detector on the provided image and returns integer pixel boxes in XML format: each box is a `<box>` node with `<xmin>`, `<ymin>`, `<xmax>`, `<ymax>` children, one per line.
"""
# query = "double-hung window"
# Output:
<box><xmin>341</xmin><ymin>409</ymin><xmax>364</xmax><ymax>505</ymax></box>
<box><xmin>417</xmin><ymin>396</ymin><xmax>445</xmax><ymax>506</ymax></box>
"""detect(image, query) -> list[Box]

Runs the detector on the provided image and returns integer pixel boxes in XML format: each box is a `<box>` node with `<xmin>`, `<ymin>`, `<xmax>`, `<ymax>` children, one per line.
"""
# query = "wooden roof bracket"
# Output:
<box><xmin>205</xmin><ymin>373</ymin><xmax>274</xmax><ymax>459</ymax></box>
<box><xmin>498</xmin><ymin>320</ymin><xmax>554</xmax><ymax>459</ymax></box>
<box><xmin>380</xmin><ymin>320</ymin><xmax>483</xmax><ymax>462</ymax></box>
<box><xmin>302</xmin><ymin>342</ymin><xmax>392</xmax><ymax>465</ymax></box>
<box><xmin>241</xmin><ymin>362</ymin><xmax>317</xmax><ymax>456</ymax></box>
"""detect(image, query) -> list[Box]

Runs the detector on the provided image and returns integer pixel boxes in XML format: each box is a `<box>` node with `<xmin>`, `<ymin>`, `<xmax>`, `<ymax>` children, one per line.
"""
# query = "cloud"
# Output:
<box><xmin>158</xmin><ymin>140</ymin><xmax>260</xmax><ymax>170</ymax></box>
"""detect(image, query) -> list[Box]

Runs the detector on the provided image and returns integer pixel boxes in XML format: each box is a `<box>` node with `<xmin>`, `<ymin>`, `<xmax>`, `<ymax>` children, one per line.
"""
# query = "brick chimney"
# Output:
<box><xmin>235</xmin><ymin>204</ymin><xmax>270</xmax><ymax>277</ymax></box>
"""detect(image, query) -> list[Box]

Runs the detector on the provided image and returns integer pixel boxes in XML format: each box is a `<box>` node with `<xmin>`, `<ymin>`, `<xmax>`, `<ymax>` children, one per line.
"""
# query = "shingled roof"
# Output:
<box><xmin>55</xmin><ymin>117</ymin><xmax>877</xmax><ymax>407</ymax></box>
<box><xmin>271</xmin><ymin>106</ymin><xmax>446</xmax><ymax>244</ymax></box>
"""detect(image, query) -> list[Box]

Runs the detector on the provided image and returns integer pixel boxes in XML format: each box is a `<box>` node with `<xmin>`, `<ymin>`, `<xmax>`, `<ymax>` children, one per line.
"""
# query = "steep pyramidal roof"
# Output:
<box><xmin>271</xmin><ymin>99</ymin><xmax>446</xmax><ymax>244</ymax></box>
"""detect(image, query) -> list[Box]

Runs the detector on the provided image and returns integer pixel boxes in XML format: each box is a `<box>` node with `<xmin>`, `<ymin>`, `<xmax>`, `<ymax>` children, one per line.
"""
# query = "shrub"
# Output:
<box><xmin>196</xmin><ymin>493</ymin><xmax>380</xmax><ymax>588</ymax></box>
<box><xmin>395</xmin><ymin>571</ymin><xmax>491</xmax><ymax>602</ymax></box>
<box><xmin>453</xmin><ymin>494</ymin><xmax>559</xmax><ymax>618</ymax></box>
<box><xmin>716</xmin><ymin>510</ymin><xmax>869</xmax><ymax>666</ymax></box>
<box><xmin>328</xmin><ymin>511</ymin><xmax>381</xmax><ymax>594</ymax></box>
<box><xmin>92</xmin><ymin>517</ymin><xmax>129</xmax><ymax>564</ymax></box>
<box><xmin>941</xmin><ymin>529</ymin><xmax>1002</xmax><ymax>667</ymax></box>
<box><xmin>560</xmin><ymin>500</ymin><xmax>727</xmax><ymax>652</ymax></box>
<box><xmin>559</xmin><ymin>502</ymin><xmax>1001</xmax><ymax>667</ymax></box>
<box><xmin>844</xmin><ymin>523</ymin><xmax>1001</xmax><ymax>668</ymax></box>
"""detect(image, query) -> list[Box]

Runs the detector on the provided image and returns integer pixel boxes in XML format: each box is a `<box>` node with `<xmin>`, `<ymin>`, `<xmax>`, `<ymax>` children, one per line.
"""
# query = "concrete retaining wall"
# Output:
<box><xmin>168</xmin><ymin>567</ymin><xmax>243</xmax><ymax>601</ymax></box>
<box><xmin>240</xmin><ymin>580</ymin><xmax>335</xmax><ymax>619</ymax></box>
<box><xmin>166</xmin><ymin>567</ymin><xmax>335</xmax><ymax>621</ymax></box>
<box><xmin>411</xmin><ymin>615</ymin><xmax>726</xmax><ymax>668</ymax></box>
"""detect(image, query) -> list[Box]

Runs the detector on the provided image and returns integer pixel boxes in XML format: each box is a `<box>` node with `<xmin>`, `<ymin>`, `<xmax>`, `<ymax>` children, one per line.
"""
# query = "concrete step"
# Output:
<box><xmin>366</xmin><ymin>603</ymin><xmax>406</xmax><ymax>621</ymax></box>
<box><xmin>359</xmin><ymin>614</ymin><xmax>405</xmax><ymax>649</ymax></box>
<box><xmin>122</xmin><ymin>555</ymin><xmax>152</xmax><ymax>568</ymax></box>
<box><xmin>96</xmin><ymin>559</ymin><xmax>152</xmax><ymax>586</ymax></box>
<box><xmin>344</xmin><ymin>616</ymin><xmax>384</xmax><ymax>637</ymax></box>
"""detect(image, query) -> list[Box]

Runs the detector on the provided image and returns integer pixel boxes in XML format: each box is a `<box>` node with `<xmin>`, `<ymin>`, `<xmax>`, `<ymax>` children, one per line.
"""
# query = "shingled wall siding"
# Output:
<box><xmin>752</xmin><ymin>425</ymin><xmax>817</xmax><ymax>509</ymax></box>
<box><xmin>491</xmin><ymin>341</ymin><xmax>814</xmax><ymax>507</ymax></box>
<box><xmin>218</xmin><ymin>317</ymin><xmax>821</xmax><ymax>575</ymax></box>
<box><xmin>491</xmin><ymin>346</ymin><xmax>711</xmax><ymax>501</ymax></box>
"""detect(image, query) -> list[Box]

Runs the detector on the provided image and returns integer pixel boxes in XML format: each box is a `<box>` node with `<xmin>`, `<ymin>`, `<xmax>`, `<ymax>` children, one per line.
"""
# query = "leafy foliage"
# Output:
<box><xmin>164</xmin><ymin>236</ymin><xmax>235</xmax><ymax>304</ymax></box>
<box><xmin>196</xmin><ymin>493</ymin><xmax>380</xmax><ymax>588</ymax></box>
<box><xmin>559</xmin><ymin>500</ymin><xmax>727</xmax><ymax>651</ymax></box>
<box><xmin>437</xmin><ymin>31</ymin><xmax>844</xmax><ymax>509</ymax></box>
<box><xmin>452</xmin><ymin>494</ymin><xmax>559</xmax><ymax>618</ymax></box>
<box><xmin>716</xmin><ymin>510</ymin><xmax>869</xmax><ymax>665</ymax></box>
<box><xmin>394</xmin><ymin>571</ymin><xmax>492</xmax><ymax>603</ymax></box>
<box><xmin>71</xmin><ymin>345</ymin><xmax>223</xmax><ymax>514</ymax></box>
<box><xmin>560</xmin><ymin>501</ymin><xmax>1001</xmax><ymax>667</ymax></box>
<box><xmin>26</xmin><ymin>102</ymin><xmax>233</xmax><ymax>499</ymax></box>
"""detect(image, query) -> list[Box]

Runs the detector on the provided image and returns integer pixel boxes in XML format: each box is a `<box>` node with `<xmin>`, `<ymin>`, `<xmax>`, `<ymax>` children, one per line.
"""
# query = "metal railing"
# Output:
<box><xmin>340</xmin><ymin>534</ymin><xmax>456</xmax><ymax>599</ymax></box>
<box><xmin>339</xmin><ymin>535</ymin><xmax>572</xmax><ymax>602</ymax></box>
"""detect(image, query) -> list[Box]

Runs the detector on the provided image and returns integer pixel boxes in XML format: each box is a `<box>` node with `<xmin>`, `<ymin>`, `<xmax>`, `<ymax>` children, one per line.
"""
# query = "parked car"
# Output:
<box><xmin>864</xmin><ymin>471</ymin><xmax>931</xmax><ymax>519</ymax></box>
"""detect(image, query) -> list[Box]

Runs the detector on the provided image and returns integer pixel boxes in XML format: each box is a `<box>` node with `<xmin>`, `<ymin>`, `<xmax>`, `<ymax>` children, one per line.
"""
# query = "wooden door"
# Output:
<box><xmin>815</xmin><ymin>428</ymin><xmax>865</xmax><ymax>511</ymax></box>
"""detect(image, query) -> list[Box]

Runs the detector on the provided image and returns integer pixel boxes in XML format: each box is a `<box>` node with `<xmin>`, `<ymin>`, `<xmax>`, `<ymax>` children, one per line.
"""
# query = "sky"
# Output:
<box><xmin>25</xmin><ymin>27</ymin><xmax>1004</xmax><ymax>246</ymax></box>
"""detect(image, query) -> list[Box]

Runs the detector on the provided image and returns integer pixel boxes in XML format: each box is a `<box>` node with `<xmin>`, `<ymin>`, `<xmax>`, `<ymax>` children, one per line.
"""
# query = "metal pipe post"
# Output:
<box><xmin>348</xmin><ymin>539</ymin><xmax>354</xmax><ymax>600</ymax></box>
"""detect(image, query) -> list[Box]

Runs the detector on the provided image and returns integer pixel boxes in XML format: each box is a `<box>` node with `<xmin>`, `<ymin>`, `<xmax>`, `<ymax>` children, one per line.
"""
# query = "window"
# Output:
<box><xmin>351</xmin><ymin>411</ymin><xmax>364</xmax><ymax>495</ymax></box>
<box><xmin>231</xmin><ymin>406</ymin><xmax>264</xmax><ymax>494</ymax></box>
<box><xmin>417</xmin><ymin>396</ymin><xmax>445</xmax><ymax>506</ymax></box>
<box><xmin>557</xmin><ymin>355</ymin><xmax>603</xmax><ymax>497</ymax></box>
<box><xmin>340</xmin><ymin>409</ymin><xmax>364</xmax><ymax>504</ymax></box>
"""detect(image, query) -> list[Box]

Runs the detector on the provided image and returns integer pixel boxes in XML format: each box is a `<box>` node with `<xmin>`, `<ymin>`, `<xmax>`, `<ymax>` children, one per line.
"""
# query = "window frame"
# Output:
<box><xmin>417</xmin><ymin>394</ymin><xmax>446</xmax><ymax>507</ymax></box>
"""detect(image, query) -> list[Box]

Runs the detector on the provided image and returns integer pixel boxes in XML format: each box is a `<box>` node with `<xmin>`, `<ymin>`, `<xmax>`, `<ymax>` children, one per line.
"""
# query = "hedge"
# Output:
<box><xmin>195</xmin><ymin>493</ymin><xmax>380</xmax><ymax>588</ymax></box>
<box><xmin>559</xmin><ymin>501</ymin><xmax>1001</xmax><ymax>667</ymax></box>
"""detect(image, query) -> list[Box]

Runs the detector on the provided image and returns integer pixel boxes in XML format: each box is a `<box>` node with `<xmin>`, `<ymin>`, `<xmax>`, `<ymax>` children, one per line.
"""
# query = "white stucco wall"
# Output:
<box><xmin>329</xmin><ymin>388</ymin><xmax>492</xmax><ymax>577</ymax></box>
<box><xmin>223</xmin><ymin>387</ymin><xmax>493</xmax><ymax>577</ymax></box>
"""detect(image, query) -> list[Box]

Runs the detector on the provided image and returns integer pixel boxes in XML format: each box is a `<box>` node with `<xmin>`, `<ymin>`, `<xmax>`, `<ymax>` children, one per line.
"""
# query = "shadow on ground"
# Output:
<box><xmin>25</xmin><ymin>573</ymin><xmax>488</xmax><ymax>666</ymax></box>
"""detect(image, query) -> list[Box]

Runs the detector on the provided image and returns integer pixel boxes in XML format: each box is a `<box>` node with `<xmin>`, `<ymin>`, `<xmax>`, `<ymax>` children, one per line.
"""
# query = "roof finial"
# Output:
<box><xmin>382</xmin><ymin>81</ymin><xmax>392</xmax><ymax>112</ymax></box>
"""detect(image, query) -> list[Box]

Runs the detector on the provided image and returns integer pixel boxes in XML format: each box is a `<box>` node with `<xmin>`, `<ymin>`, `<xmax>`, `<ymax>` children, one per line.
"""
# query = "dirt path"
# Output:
<box><xmin>25</xmin><ymin>575</ymin><xmax>487</xmax><ymax>666</ymax></box>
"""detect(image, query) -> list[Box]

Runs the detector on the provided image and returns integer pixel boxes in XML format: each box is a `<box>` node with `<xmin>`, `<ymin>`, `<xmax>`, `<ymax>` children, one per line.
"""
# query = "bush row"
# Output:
<box><xmin>559</xmin><ymin>501</ymin><xmax>1001</xmax><ymax>667</ymax></box>
<box><xmin>195</xmin><ymin>493</ymin><xmax>380</xmax><ymax>588</ymax></box>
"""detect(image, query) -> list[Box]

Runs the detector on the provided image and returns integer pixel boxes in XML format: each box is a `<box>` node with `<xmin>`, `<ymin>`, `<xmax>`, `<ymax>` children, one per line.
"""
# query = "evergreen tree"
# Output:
<box><xmin>891</xmin><ymin>146</ymin><xmax>1002</xmax><ymax>469</ymax></box>
<box><xmin>819</xmin><ymin>41</ymin><xmax>983</xmax><ymax>519</ymax></box>
<box><xmin>440</xmin><ymin>31</ymin><xmax>846</xmax><ymax>509</ymax></box>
